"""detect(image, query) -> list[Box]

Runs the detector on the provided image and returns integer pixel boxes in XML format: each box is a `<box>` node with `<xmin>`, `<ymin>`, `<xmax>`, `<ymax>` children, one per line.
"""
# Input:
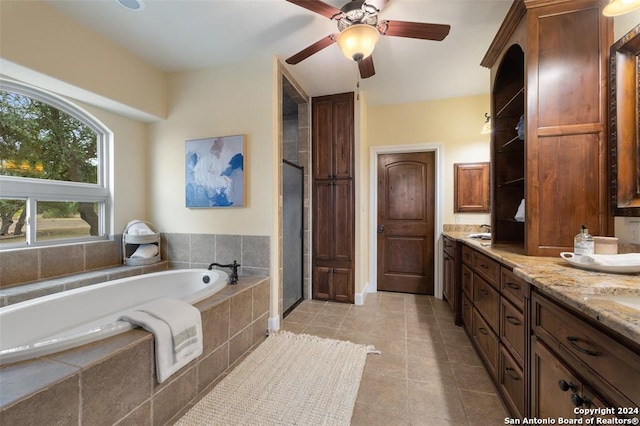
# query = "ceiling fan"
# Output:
<box><xmin>284</xmin><ymin>0</ymin><xmax>451</xmax><ymax>79</ymax></box>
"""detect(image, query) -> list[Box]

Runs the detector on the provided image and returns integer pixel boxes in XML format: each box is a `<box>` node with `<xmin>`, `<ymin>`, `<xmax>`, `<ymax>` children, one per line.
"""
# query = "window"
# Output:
<box><xmin>0</xmin><ymin>79</ymin><xmax>111</xmax><ymax>248</ymax></box>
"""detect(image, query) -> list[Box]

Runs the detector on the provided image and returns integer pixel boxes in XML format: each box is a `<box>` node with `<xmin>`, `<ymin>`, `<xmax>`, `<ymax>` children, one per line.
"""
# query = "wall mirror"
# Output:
<box><xmin>610</xmin><ymin>23</ymin><xmax>640</xmax><ymax>216</ymax></box>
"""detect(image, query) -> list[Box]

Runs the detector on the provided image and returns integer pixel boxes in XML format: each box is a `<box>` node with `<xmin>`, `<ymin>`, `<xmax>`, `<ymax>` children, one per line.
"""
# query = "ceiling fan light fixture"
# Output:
<box><xmin>337</xmin><ymin>24</ymin><xmax>380</xmax><ymax>61</ymax></box>
<box><xmin>603</xmin><ymin>0</ymin><xmax>640</xmax><ymax>16</ymax></box>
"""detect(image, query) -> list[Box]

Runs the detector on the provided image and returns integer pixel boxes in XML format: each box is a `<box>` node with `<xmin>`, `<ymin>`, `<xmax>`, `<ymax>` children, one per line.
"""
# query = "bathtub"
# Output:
<box><xmin>0</xmin><ymin>268</ymin><xmax>228</xmax><ymax>366</ymax></box>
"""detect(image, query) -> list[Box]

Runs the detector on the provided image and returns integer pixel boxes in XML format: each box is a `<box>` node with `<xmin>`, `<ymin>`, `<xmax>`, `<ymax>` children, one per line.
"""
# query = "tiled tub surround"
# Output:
<box><xmin>0</xmin><ymin>233</ymin><xmax>270</xmax><ymax>306</ymax></box>
<box><xmin>443</xmin><ymin>232</ymin><xmax>640</xmax><ymax>344</ymax></box>
<box><xmin>161</xmin><ymin>233</ymin><xmax>270</xmax><ymax>277</ymax></box>
<box><xmin>0</xmin><ymin>276</ymin><xmax>270</xmax><ymax>426</ymax></box>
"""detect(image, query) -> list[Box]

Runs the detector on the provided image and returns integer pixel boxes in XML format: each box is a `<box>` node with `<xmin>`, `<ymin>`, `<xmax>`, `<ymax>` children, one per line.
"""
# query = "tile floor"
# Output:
<box><xmin>281</xmin><ymin>291</ymin><xmax>509</xmax><ymax>426</ymax></box>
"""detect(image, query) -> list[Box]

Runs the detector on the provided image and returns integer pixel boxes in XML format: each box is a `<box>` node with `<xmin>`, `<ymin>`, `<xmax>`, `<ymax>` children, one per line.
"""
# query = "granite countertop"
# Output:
<box><xmin>443</xmin><ymin>231</ymin><xmax>640</xmax><ymax>345</ymax></box>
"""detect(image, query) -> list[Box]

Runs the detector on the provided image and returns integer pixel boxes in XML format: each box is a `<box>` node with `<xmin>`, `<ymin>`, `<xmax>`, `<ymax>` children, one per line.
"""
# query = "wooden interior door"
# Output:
<box><xmin>377</xmin><ymin>152</ymin><xmax>435</xmax><ymax>294</ymax></box>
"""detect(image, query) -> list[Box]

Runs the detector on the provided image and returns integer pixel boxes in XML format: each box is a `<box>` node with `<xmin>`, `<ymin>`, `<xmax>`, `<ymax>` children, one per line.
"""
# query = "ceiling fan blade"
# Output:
<box><xmin>363</xmin><ymin>0</ymin><xmax>390</xmax><ymax>13</ymax></box>
<box><xmin>285</xmin><ymin>34</ymin><xmax>338</xmax><ymax>65</ymax></box>
<box><xmin>379</xmin><ymin>20</ymin><xmax>451</xmax><ymax>41</ymax></box>
<box><xmin>285</xmin><ymin>0</ymin><xmax>342</xmax><ymax>19</ymax></box>
<box><xmin>358</xmin><ymin>55</ymin><xmax>376</xmax><ymax>79</ymax></box>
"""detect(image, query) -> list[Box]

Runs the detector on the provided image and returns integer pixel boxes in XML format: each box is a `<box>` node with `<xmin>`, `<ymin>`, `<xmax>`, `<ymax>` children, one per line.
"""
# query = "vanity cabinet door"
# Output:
<box><xmin>473</xmin><ymin>276</ymin><xmax>500</xmax><ymax>332</ymax></box>
<box><xmin>472</xmin><ymin>308</ymin><xmax>499</xmax><ymax>379</ymax></box>
<box><xmin>532</xmin><ymin>337</ymin><xmax>585</xmax><ymax>419</ymax></box>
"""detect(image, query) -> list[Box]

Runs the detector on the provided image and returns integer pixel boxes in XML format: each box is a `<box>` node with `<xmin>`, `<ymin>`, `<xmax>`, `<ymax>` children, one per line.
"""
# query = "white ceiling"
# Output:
<box><xmin>44</xmin><ymin>0</ymin><xmax>513</xmax><ymax>106</ymax></box>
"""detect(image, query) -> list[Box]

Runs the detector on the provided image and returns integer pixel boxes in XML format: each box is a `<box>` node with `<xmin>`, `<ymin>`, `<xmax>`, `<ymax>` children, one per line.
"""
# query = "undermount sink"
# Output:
<box><xmin>601</xmin><ymin>295</ymin><xmax>640</xmax><ymax>311</ymax></box>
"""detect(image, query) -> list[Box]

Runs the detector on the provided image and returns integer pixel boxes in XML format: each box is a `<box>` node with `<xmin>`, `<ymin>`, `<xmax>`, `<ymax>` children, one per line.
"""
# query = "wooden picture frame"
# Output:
<box><xmin>610</xmin><ymin>23</ymin><xmax>640</xmax><ymax>216</ymax></box>
<box><xmin>454</xmin><ymin>162</ymin><xmax>490</xmax><ymax>213</ymax></box>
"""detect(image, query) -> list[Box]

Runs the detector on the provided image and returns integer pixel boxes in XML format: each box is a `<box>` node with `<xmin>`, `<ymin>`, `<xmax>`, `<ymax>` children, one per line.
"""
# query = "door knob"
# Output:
<box><xmin>377</xmin><ymin>224</ymin><xmax>385</xmax><ymax>233</ymax></box>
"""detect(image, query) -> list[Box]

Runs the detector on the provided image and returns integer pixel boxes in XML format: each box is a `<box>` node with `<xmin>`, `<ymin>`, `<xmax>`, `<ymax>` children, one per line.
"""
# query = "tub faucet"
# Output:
<box><xmin>208</xmin><ymin>260</ymin><xmax>240</xmax><ymax>285</ymax></box>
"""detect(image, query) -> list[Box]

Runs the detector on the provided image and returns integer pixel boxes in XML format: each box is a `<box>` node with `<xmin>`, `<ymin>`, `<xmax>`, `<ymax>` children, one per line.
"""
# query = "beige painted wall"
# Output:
<box><xmin>366</xmin><ymin>94</ymin><xmax>492</xmax><ymax>227</ymax></box>
<box><xmin>0</xmin><ymin>0</ymin><xmax>167</xmax><ymax>121</ymax></box>
<box><xmin>147</xmin><ymin>58</ymin><xmax>275</xmax><ymax>236</ymax></box>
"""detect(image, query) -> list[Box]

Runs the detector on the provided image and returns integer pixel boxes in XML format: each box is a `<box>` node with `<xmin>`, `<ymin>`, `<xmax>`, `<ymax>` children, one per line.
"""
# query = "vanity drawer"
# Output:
<box><xmin>462</xmin><ymin>245</ymin><xmax>474</xmax><ymax>267</ymax></box>
<box><xmin>462</xmin><ymin>264</ymin><xmax>473</xmax><ymax>298</ymax></box>
<box><xmin>473</xmin><ymin>251</ymin><xmax>500</xmax><ymax>289</ymax></box>
<box><xmin>532</xmin><ymin>293</ymin><xmax>640</xmax><ymax>405</ymax></box>
<box><xmin>472</xmin><ymin>307</ymin><xmax>499</xmax><ymax>379</ymax></box>
<box><xmin>473</xmin><ymin>276</ymin><xmax>500</xmax><ymax>332</ymax></box>
<box><xmin>500</xmin><ymin>297</ymin><xmax>525</xmax><ymax>365</ymax></box>
<box><xmin>501</xmin><ymin>268</ymin><xmax>527</xmax><ymax>310</ymax></box>
<box><xmin>499</xmin><ymin>345</ymin><xmax>525</xmax><ymax>418</ymax></box>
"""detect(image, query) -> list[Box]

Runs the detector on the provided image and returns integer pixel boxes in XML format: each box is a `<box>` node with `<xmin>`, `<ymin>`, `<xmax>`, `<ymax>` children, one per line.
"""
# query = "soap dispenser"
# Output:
<box><xmin>574</xmin><ymin>225</ymin><xmax>594</xmax><ymax>259</ymax></box>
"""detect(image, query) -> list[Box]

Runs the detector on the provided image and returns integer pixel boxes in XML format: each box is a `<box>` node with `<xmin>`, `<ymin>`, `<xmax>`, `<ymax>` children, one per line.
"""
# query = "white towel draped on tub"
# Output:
<box><xmin>120</xmin><ymin>298</ymin><xmax>203</xmax><ymax>383</ymax></box>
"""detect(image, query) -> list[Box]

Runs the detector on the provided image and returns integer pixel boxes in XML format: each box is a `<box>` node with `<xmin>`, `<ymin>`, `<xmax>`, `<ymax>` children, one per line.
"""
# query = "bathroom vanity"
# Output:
<box><xmin>442</xmin><ymin>232</ymin><xmax>640</xmax><ymax>420</ymax></box>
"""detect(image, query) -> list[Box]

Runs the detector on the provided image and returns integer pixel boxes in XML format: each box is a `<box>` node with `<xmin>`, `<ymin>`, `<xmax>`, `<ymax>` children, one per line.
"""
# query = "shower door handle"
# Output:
<box><xmin>377</xmin><ymin>224</ymin><xmax>385</xmax><ymax>234</ymax></box>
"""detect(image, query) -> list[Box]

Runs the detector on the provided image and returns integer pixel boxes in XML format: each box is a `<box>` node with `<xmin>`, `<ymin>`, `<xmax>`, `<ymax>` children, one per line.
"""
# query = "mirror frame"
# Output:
<box><xmin>610</xmin><ymin>23</ymin><xmax>640</xmax><ymax>217</ymax></box>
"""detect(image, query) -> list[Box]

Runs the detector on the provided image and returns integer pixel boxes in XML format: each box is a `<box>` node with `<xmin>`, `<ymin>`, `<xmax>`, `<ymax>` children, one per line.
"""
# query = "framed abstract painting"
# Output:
<box><xmin>185</xmin><ymin>135</ymin><xmax>246</xmax><ymax>207</ymax></box>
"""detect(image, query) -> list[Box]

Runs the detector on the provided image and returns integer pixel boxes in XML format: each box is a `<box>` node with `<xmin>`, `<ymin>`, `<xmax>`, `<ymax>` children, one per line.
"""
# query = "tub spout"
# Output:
<box><xmin>208</xmin><ymin>260</ymin><xmax>240</xmax><ymax>285</ymax></box>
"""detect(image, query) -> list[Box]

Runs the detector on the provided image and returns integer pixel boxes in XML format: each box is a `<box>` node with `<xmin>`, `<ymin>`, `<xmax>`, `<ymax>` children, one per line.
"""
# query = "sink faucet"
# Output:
<box><xmin>480</xmin><ymin>224</ymin><xmax>491</xmax><ymax>232</ymax></box>
<box><xmin>208</xmin><ymin>260</ymin><xmax>240</xmax><ymax>285</ymax></box>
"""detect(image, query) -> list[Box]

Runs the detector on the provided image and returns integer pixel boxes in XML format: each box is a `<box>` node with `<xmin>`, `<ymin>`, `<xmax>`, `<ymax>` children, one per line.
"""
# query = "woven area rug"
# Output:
<box><xmin>176</xmin><ymin>331</ymin><xmax>378</xmax><ymax>426</ymax></box>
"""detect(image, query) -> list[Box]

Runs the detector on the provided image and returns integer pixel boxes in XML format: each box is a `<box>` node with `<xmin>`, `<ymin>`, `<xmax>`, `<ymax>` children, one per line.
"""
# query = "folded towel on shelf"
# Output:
<box><xmin>120</xmin><ymin>298</ymin><xmax>203</xmax><ymax>383</ymax></box>
<box><xmin>125</xmin><ymin>220</ymin><xmax>155</xmax><ymax>235</ymax></box>
<box><xmin>130</xmin><ymin>244</ymin><xmax>158</xmax><ymax>258</ymax></box>
<box><xmin>579</xmin><ymin>253</ymin><xmax>640</xmax><ymax>267</ymax></box>
<box><xmin>514</xmin><ymin>199</ymin><xmax>525</xmax><ymax>222</ymax></box>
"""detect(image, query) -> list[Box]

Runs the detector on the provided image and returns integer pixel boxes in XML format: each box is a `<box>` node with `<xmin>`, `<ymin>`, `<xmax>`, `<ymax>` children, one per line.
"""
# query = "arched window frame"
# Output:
<box><xmin>0</xmin><ymin>78</ymin><xmax>112</xmax><ymax>248</ymax></box>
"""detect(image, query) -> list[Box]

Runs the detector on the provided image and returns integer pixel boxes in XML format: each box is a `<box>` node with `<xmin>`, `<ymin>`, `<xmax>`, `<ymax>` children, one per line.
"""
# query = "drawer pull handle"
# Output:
<box><xmin>571</xmin><ymin>393</ymin><xmax>585</xmax><ymax>408</ymax></box>
<box><xmin>505</xmin><ymin>282</ymin><xmax>520</xmax><ymax>290</ymax></box>
<box><xmin>478</xmin><ymin>327</ymin><xmax>489</xmax><ymax>335</ymax></box>
<box><xmin>505</xmin><ymin>315</ymin><xmax>521</xmax><ymax>326</ymax></box>
<box><xmin>558</xmin><ymin>380</ymin><xmax>577</xmax><ymax>392</ymax></box>
<box><xmin>566</xmin><ymin>336</ymin><xmax>599</xmax><ymax>357</ymax></box>
<box><xmin>479</xmin><ymin>289</ymin><xmax>489</xmax><ymax>295</ymax></box>
<box><xmin>479</xmin><ymin>263</ymin><xmax>489</xmax><ymax>269</ymax></box>
<box><xmin>505</xmin><ymin>367</ymin><xmax>520</xmax><ymax>381</ymax></box>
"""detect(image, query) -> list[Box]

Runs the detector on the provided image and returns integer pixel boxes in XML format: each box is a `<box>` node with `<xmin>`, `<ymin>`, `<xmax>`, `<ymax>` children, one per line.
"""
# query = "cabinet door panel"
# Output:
<box><xmin>532</xmin><ymin>337</ymin><xmax>583</xmax><ymax>419</ymax></box>
<box><xmin>332</xmin><ymin>96</ymin><xmax>353</xmax><ymax>179</ymax></box>
<box><xmin>333</xmin><ymin>268</ymin><xmax>352</xmax><ymax>303</ymax></box>
<box><xmin>313</xmin><ymin>181</ymin><xmax>333</xmax><ymax>260</ymax></box>
<box><xmin>333</xmin><ymin>180</ymin><xmax>353</xmax><ymax>261</ymax></box>
<box><xmin>473</xmin><ymin>276</ymin><xmax>500</xmax><ymax>332</ymax></box>
<box><xmin>312</xmin><ymin>99</ymin><xmax>333</xmax><ymax>179</ymax></box>
<box><xmin>313</xmin><ymin>266</ymin><xmax>332</xmax><ymax>301</ymax></box>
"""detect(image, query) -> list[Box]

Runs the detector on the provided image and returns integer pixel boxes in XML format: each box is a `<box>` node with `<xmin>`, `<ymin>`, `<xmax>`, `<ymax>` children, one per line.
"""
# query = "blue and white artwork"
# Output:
<box><xmin>185</xmin><ymin>135</ymin><xmax>245</xmax><ymax>207</ymax></box>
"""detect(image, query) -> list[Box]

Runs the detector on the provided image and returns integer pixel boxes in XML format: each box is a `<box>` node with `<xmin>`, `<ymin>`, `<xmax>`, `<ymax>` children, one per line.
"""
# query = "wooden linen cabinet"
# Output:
<box><xmin>311</xmin><ymin>92</ymin><xmax>355</xmax><ymax>303</ymax></box>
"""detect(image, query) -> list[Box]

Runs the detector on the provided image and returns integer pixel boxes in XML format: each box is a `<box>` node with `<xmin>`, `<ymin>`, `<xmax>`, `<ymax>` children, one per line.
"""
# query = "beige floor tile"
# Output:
<box><xmin>351</xmin><ymin>401</ymin><xmax>409</xmax><ymax>426</ymax></box>
<box><xmin>459</xmin><ymin>389</ymin><xmax>509</xmax><ymax>426</ymax></box>
<box><xmin>340</xmin><ymin>316</ymin><xmax>374</xmax><ymax>333</ymax></box>
<box><xmin>446</xmin><ymin>343</ymin><xmax>483</xmax><ymax>367</ymax></box>
<box><xmin>280</xmin><ymin>321</ymin><xmax>307</xmax><ymax>334</ymax></box>
<box><xmin>287</xmin><ymin>296</ymin><xmax>510</xmax><ymax>426</ymax></box>
<box><xmin>363</xmin><ymin>351</ymin><xmax>407</xmax><ymax>379</ymax></box>
<box><xmin>308</xmin><ymin>313</ymin><xmax>344</xmax><ymax>329</ymax></box>
<box><xmin>451</xmin><ymin>363</ymin><xmax>498</xmax><ymax>394</ymax></box>
<box><xmin>408</xmin><ymin>380</ymin><xmax>468</xmax><ymax>423</ymax></box>
<box><xmin>406</xmin><ymin>338</ymin><xmax>449</xmax><ymax>361</ymax></box>
<box><xmin>333</xmin><ymin>328</ymin><xmax>372</xmax><ymax>345</ymax></box>
<box><xmin>302</xmin><ymin>325</ymin><xmax>337</xmax><ymax>339</ymax></box>
<box><xmin>407</xmin><ymin>355</ymin><xmax>456</xmax><ymax>386</ymax></box>
<box><xmin>441</xmin><ymin>327</ymin><xmax>473</xmax><ymax>347</ymax></box>
<box><xmin>282</xmin><ymin>310</ymin><xmax>317</xmax><ymax>325</ymax></box>
<box><xmin>293</xmin><ymin>300</ymin><xmax>325</xmax><ymax>313</ymax></box>
<box><xmin>319</xmin><ymin>303</ymin><xmax>351</xmax><ymax>317</ymax></box>
<box><xmin>367</xmin><ymin>334</ymin><xmax>407</xmax><ymax>356</ymax></box>
<box><xmin>356</xmin><ymin>374</ymin><xmax>409</xmax><ymax>410</ymax></box>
